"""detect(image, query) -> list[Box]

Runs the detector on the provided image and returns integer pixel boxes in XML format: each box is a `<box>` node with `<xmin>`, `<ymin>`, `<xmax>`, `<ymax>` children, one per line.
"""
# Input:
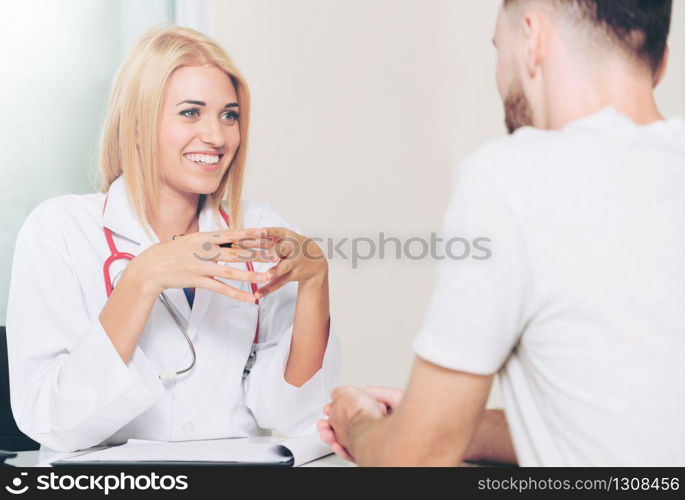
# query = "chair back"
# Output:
<box><xmin>0</xmin><ymin>326</ymin><xmax>39</xmax><ymax>451</ymax></box>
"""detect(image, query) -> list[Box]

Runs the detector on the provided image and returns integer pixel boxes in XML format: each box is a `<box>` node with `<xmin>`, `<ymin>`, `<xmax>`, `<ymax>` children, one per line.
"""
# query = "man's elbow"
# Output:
<box><xmin>357</xmin><ymin>439</ymin><xmax>466</xmax><ymax>467</ymax></box>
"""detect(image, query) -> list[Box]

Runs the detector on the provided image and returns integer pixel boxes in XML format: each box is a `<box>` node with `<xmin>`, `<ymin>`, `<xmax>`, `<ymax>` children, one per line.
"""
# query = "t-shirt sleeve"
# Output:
<box><xmin>413</xmin><ymin>155</ymin><xmax>530</xmax><ymax>375</ymax></box>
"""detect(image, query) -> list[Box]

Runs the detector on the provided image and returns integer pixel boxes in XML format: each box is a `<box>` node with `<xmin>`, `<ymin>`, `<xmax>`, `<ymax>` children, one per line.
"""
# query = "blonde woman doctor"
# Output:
<box><xmin>6</xmin><ymin>26</ymin><xmax>341</xmax><ymax>452</ymax></box>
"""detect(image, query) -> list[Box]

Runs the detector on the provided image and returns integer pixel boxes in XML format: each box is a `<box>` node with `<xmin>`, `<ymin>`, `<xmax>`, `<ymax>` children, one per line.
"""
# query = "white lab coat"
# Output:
<box><xmin>6</xmin><ymin>176</ymin><xmax>341</xmax><ymax>452</ymax></box>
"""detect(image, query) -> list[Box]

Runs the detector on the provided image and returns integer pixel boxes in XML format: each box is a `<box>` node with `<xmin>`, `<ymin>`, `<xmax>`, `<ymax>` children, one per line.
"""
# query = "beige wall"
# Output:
<box><xmin>209</xmin><ymin>0</ymin><xmax>685</xmax><ymax>403</ymax></box>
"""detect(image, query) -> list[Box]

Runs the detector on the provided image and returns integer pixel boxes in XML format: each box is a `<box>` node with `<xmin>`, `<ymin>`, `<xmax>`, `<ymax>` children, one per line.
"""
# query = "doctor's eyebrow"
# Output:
<box><xmin>175</xmin><ymin>100</ymin><xmax>239</xmax><ymax>109</ymax></box>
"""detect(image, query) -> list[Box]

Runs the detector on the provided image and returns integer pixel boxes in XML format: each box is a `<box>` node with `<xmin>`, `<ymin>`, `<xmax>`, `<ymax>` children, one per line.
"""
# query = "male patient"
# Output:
<box><xmin>319</xmin><ymin>0</ymin><xmax>685</xmax><ymax>466</ymax></box>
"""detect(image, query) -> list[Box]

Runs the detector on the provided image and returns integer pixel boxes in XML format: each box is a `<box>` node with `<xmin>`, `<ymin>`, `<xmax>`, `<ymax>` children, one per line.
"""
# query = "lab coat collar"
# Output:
<box><xmin>102</xmin><ymin>176</ymin><xmax>229</xmax><ymax>247</ymax></box>
<box><xmin>102</xmin><ymin>176</ymin><xmax>151</xmax><ymax>246</ymax></box>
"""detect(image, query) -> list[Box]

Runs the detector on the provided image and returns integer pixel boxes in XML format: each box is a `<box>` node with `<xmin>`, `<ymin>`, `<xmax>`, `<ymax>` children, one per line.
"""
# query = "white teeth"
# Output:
<box><xmin>184</xmin><ymin>153</ymin><xmax>220</xmax><ymax>165</ymax></box>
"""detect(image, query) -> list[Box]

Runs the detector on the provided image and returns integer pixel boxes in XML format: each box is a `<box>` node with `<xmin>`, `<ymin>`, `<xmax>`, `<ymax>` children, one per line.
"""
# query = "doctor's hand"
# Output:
<box><xmin>250</xmin><ymin>227</ymin><xmax>328</xmax><ymax>299</ymax></box>
<box><xmin>318</xmin><ymin>387</ymin><xmax>404</xmax><ymax>462</ymax></box>
<box><xmin>127</xmin><ymin>228</ymin><xmax>277</xmax><ymax>303</ymax></box>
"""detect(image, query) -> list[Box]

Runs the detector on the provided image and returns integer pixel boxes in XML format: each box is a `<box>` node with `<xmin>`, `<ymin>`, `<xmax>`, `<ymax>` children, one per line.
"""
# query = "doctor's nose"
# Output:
<box><xmin>198</xmin><ymin>118</ymin><xmax>225</xmax><ymax>147</ymax></box>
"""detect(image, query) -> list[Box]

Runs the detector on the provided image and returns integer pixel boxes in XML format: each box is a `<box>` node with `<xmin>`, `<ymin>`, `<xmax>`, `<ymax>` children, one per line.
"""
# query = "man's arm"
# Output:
<box><xmin>329</xmin><ymin>356</ymin><xmax>494</xmax><ymax>466</ymax></box>
<box><xmin>320</xmin><ymin>393</ymin><xmax>518</xmax><ymax>465</ymax></box>
<box><xmin>464</xmin><ymin>409</ymin><xmax>517</xmax><ymax>465</ymax></box>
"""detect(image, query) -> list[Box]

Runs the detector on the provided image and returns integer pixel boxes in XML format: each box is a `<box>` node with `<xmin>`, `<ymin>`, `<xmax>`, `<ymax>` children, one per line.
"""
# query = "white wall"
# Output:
<box><xmin>657</xmin><ymin>0</ymin><xmax>685</xmax><ymax>113</ymax></box>
<box><xmin>208</xmin><ymin>0</ymin><xmax>685</xmax><ymax>404</ymax></box>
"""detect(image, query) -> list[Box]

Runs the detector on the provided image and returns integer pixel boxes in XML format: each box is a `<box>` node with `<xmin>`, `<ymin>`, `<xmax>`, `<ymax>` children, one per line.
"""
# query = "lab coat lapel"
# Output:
<box><xmin>185</xmin><ymin>197</ymin><xmax>223</xmax><ymax>338</ymax></box>
<box><xmin>102</xmin><ymin>176</ymin><xmax>192</xmax><ymax>322</ymax></box>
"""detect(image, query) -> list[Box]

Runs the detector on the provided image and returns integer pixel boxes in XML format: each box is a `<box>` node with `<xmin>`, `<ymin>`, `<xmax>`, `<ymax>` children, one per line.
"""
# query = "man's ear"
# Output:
<box><xmin>654</xmin><ymin>45</ymin><xmax>669</xmax><ymax>88</ymax></box>
<box><xmin>522</xmin><ymin>11</ymin><xmax>545</xmax><ymax>78</ymax></box>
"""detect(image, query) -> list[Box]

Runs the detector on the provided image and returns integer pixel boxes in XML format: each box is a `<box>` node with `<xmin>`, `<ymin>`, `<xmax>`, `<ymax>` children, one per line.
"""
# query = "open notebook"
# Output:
<box><xmin>52</xmin><ymin>433</ymin><xmax>331</xmax><ymax>467</ymax></box>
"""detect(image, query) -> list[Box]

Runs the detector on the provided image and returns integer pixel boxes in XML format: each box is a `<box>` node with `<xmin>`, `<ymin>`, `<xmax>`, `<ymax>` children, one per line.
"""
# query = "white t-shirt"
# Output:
<box><xmin>413</xmin><ymin>108</ymin><xmax>685</xmax><ymax>466</ymax></box>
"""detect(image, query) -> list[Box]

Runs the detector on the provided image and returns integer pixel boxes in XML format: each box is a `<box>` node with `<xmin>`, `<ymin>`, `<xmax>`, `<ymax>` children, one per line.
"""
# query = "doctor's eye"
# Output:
<box><xmin>221</xmin><ymin>110</ymin><xmax>240</xmax><ymax>124</ymax></box>
<box><xmin>179</xmin><ymin>108</ymin><xmax>200</xmax><ymax>119</ymax></box>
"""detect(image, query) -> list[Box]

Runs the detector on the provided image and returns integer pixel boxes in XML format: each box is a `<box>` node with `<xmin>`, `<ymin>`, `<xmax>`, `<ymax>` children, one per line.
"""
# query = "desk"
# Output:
<box><xmin>6</xmin><ymin>450</ymin><xmax>353</xmax><ymax>468</ymax></box>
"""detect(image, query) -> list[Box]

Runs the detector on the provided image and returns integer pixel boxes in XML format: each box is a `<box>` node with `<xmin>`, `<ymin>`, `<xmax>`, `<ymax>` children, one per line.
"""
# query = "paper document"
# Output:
<box><xmin>53</xmin><ymin>433</ymin><xmax>331</xmax><ymax>467</ymax></box>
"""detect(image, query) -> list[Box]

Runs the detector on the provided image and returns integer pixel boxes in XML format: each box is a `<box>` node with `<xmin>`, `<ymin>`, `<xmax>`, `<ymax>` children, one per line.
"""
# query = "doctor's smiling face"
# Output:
<box><xmin>157</xmin><ymin>64</ymin><xmax>241</xmax><ymax>198</ymax></box>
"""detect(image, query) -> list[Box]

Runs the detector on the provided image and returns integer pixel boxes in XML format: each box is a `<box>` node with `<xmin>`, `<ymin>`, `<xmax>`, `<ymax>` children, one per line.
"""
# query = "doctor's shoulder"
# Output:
<box><xmin>16</xmin><ymin>191</ymin><xmax>104</xmax><ymax>249</ymax></box>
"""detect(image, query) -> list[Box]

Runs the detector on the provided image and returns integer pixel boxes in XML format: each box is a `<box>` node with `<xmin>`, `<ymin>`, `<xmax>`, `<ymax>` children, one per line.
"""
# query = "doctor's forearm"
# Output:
<box><xmin>99</xmin><ymin>266</ymin><xmax>159</xmax><ymax>363</ymax></box>
<box><xmin>284</xmin><ymin>273</ymin><xmax>330</xmax><ymax>387</ymax></box>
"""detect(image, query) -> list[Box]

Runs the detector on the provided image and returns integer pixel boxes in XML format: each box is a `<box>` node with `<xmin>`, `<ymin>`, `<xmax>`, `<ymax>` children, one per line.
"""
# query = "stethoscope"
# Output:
<box><xmin>102</xmin><ymin>195</ymin><xmax>260</xmax><ymax>381</ymax></box>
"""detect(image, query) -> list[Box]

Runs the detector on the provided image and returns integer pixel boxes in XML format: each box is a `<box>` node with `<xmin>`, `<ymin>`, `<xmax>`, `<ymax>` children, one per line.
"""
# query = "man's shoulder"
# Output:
<box><xmin>456</xmin><ymin>123</ymin><xmax>614</xmax><ymax>198</ymax></box>
<box><xmin>461</xmin><ymin>127</ymin><xmax>566</xmax><ymax>179</ymax></box>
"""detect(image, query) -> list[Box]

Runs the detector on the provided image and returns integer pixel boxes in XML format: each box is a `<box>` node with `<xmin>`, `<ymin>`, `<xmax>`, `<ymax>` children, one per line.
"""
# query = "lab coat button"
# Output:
<box><xmin>182</xmin><ymin>422</ymin><xmax>195</xmax><ymax>436</ymax></box>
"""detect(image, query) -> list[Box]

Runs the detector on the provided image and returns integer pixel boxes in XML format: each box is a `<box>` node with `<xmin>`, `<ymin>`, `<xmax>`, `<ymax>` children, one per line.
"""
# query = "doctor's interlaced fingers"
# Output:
<box><xmin>5</xmin><ymin>25</ymin><xmax>341</xmax><ymax>453</ymax></box>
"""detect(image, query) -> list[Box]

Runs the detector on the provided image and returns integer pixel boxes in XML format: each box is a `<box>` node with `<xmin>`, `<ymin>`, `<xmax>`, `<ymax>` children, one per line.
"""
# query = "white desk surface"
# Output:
<box><xmin>6</xmin><ymin>449</ymin><xmax>353</xmax><ymax>468</ymax></box>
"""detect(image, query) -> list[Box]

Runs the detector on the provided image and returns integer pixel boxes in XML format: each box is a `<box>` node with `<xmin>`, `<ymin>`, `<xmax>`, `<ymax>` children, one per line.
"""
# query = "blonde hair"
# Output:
<box><xmin>97</xmin><ymin>24</ymin><xmax>250</xmax><ymax>231</ymax></box>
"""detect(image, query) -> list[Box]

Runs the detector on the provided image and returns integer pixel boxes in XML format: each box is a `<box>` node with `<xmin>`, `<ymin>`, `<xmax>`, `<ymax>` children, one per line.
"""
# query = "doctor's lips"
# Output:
<box><xmin>184</xmin><ymin>151</ymin><xmax>224</xmax><ymax>172</ymax></box>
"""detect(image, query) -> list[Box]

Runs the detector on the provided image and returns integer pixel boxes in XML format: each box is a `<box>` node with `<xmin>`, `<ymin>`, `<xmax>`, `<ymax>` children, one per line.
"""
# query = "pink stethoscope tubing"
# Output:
<box><xmin>102</xmin><ymin>195</ymin><xmax>260</xmax><ymax>352</ymax></box>
<box><xmin>103</xmin><ymin>223</ymin><xmax>135</xmax><ymax>298</ymax></box>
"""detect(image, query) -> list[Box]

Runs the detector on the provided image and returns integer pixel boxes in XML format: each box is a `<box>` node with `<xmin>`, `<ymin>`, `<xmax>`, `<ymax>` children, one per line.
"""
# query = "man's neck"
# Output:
<box><xmin>148</xmin><ymin>185</ymin><xmax>201</xmax><ymax>242</ymax></box>
<box><xmin>542</xmin><ymin>61</ymin><xmax>663</xmax><ymax>130</ymax></box>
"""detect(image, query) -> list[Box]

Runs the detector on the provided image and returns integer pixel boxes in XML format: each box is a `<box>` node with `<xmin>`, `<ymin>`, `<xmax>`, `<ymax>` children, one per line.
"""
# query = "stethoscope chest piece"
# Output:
<box><xmin>242</xmin><ymin>344</ymin><xmax>257</xmax><ymax>381</ymax></box>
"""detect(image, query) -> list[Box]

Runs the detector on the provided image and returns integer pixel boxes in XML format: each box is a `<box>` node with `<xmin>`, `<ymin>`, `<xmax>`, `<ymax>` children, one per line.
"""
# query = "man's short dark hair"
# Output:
<box><xmin>504</xmin><ymin>0</ymin><xmax>673</xmax><ymax>73</ymax></box>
